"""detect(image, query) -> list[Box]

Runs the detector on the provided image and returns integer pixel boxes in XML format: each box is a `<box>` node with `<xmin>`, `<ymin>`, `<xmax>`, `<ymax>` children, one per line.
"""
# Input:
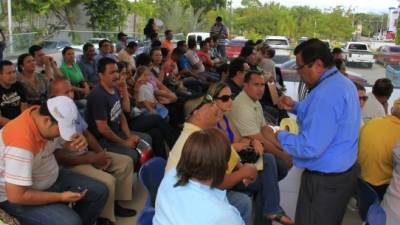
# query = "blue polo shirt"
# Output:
<box><xmin>278</xmin><ymin>67</ymin><xmax>360</xmax><ymax>173</ymax></box>
<box><xmin>153</xmin><ymin>168</ymin><xmax>244</xmax><ymax>225</ymax></box>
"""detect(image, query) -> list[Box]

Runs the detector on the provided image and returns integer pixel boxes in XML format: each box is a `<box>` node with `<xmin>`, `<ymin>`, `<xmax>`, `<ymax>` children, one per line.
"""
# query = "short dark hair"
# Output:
<box><xmin>294</xmin><ymin>38</ymin><xmax>334</xmax><ymax>68</ymax></box>
<box><xmin>244</xmin><ymin>40</ymin><xmax>255</xmax><ymax>47</ymax></box>
<box><xmin>216</xmin><ymin>16</ymin><xmax>223</xmax><ymax>22</ymax></box>
<box><xmin>229</xmin><ymin>57</ymin><xmax>247</xmax><ymax>79</ymax></box>
<box><xmin>0</xmin><ymin>60</ymin><xmax>14</xmax><ymax>74</ymax></box>
<box><xmin>39</xmin><ymin>99</ymin><xmax>57</xmax><ymax>123</ymax></box>
<box><xmin>83</xmin><ymin>43</ymin><xmax>94</xmax><ymax>52</ymax></box>
<box><xmin>199</xmin><ymin>40</ymin><xmax>208</xmax><ymax>49</ymax></box>
<box><xmin>335</xmin><ymin>59</ymin><xmax>345</xmax><ymax>70</ymax></box>
<box><xmin>177</xmin><ymin>40</ymin><xmax>186</xmax><ymax>48</ymax></box>
<box><xmin>127</xmin><ymin>41</ymin><xmax>137</xmax><ymax>48</ymax></box>
<box><xmin>150</xmin><ymin>47</ymin><xmax>162</xmax><ymax>57</ymax></box>
<box><xmin>332</xmin><ymin>47</ymin><xmax>343</xmax><ymax>54</ymax></box>
<box><xmin>97</xmin><ymin>57</ymin><xmax>117</xmax><ymax>74</ymax></box>
<box><xmin>205</xmin><ymin>37</ymin><xmax>212</xmax><ymax>43</ymax></box>
<box><xmin>255</xmin><ymin>39</ymin><xmax>264</xmax><ymax>45</ymax></box>
<box><xmin>28</xmin><ymin>45</ymin><xmax>42</xmax><ymax>56</ymax></box>
<box><xmin>117</xmin><ymin>61</ymin><xmax>128</xmax><ymax>72</ymax></box>
<box><xmin>17</xmin><ymin>53</ymin><xmax>31</xmax><ymax>73</ymax></box>
<box><xmin>188</xmin><ymin>38</ymin><xmax>197</xmax><ymax>49</ymax></box>
<box><xmin>217</xmin><ymin>63</ymin><xmax>229</xmax><ymax>76</ymax></box>
<box><xmin>165</xmin><ymin>29</ymin><xmax>172</xmax><ymax>36</ymax></box>
<box><xmin>136</xmin><ymin>53</ymin><xmax>152</xmax><ymax>67</ymax></box>
<box><xmin>61</xmin><ymin>46</ymin><xmax>73</xmax><ymax>55</ymax></box>
<box><xmin>98</xmin><ymin>39</ymin><xmax>111</xmax><ymax>48</ymax></box>
<box><xmin>353</xmin><ymin>81</ymin><xmax>365</xmax><ymax>92</ymax></box>
<box><xmin>372</xmin><ymin>78</ymin><xmax>393</xmax><ymax>98</ymax></box>
<box><xmin>151</xmin><ymin>40</ymin><xmax>162</xmax><ymax>48</ymax></box>
<box><xmin>240</xmin><ymin>46</ymin><xmax>255</xmax><ymax>58</ymax></box>
<box><xmin>175</xmin><ymin>128</ymin><xmax>231</xmax><ymax>188</ymax></box>
<box><xmin>244</xmin><ymin>70</ymin><xmax>262</xmax><ymax>83</ymax></box>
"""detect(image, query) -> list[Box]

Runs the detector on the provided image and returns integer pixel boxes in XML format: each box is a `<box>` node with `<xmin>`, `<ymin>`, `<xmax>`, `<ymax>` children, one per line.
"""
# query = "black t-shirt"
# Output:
<box><xmin>225</xmin><ymin>78</ymin><xmax>242</xmax><ymax>98</ymax></box>
<box><xmin>0</xmin><ymin>82</ymin><xmax>26</xmax><ymax>120</ymax></box>
<box><xmin>86</xmin><ymin>84</ymin><xmax>122</xmax><ymax>139</ymax></box>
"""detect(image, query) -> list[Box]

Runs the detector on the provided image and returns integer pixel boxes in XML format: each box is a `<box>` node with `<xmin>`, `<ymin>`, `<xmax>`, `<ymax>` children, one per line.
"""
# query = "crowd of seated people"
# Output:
<box><xmin>0</xmin><ymin>16</ymin><xmax>400</xmax><ymax>225</ymax></box>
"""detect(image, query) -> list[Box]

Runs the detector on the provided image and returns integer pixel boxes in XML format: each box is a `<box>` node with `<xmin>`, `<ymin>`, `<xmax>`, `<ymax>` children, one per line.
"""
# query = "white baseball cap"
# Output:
<box><xmin>46</xmin><ymin>96</ymin><xmax>78</xmax><ymax>141</ymax></box>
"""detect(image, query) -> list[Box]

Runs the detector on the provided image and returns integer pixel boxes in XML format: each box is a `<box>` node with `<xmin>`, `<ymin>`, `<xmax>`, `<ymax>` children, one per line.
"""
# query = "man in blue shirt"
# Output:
<box><xmin>277</xmin><ymin>39</ymin><xmax>360</xmax><ymax>225</ymax></box>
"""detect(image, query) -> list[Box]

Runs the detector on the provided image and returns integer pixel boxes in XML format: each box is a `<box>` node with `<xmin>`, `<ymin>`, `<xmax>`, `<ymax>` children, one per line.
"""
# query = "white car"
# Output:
<box><xmin>343</xmin><ymin>42</ymin><xmax>375</xmax><ymax>68</ymax></box>
<box><xmin>265</xmin><ymin>35</ymin><xmax>291</xmax><ymax>57</ymax></box>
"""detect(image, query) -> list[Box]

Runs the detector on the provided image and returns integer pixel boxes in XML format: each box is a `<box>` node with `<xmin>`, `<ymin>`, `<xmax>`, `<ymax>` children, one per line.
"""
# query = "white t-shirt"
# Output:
<box><xmin>362</xmin><ymin>92</ymin><xmax>385</xmax><ymax>122</ymax></box>
<box><xmin>138</xmin><ymin>82</ymin><xmax>156</xmax><ymax>103</ymax></box>
<box><xmin>185</xmin><ymin>49</ymin><xmax>205</xmax><ymax>74</ymax></box>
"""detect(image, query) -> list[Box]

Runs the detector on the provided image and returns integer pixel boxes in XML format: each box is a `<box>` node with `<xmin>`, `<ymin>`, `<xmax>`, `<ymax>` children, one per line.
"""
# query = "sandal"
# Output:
<box><xmin>266</xmin><ymin>213</ymin><xmax>295</xmax><ymax>225</ymax></box>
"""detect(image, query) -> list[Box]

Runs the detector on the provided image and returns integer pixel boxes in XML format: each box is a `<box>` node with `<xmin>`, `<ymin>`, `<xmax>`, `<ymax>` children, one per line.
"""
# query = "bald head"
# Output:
<box><xmin>48</xmin><ymin>77</ymin><xmax>74</xmax><ymax>99</ymax></box>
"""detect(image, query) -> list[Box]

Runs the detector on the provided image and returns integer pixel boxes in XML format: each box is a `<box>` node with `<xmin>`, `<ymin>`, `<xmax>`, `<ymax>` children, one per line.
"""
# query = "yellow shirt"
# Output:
<box><xmin>165</xmin><ymin>123</ymin><xmax>240</xmax><ymax>174</ymax></box>
<box><xmin>358</xmin><ymin>115</ymin><xmax>400</xmax><ymax>185</ymax></box>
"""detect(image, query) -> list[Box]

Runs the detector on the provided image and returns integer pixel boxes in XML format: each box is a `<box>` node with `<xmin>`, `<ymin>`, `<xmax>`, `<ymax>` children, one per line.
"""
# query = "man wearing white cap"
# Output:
<box><xmin>0</xmin><ymin>96</ymin><xmax>108</xmax><ymax>225</ymax></box>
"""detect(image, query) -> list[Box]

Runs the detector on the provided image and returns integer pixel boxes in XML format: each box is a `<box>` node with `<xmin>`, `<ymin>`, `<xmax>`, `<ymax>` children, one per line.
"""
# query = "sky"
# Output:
<box><xmin>231</xmin><ymin>0</ymin><xmax>400</xmax><ymax>14</ymax></box>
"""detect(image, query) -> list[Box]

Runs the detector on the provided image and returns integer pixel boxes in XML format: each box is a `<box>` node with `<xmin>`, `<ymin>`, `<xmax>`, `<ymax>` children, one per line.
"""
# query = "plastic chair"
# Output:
<box><xmin>357</xmin><ymin>177</ymin><xmax>386</xmax><ymax>225</ymax></box>
<box><xmin>136</xmin><ymin>207</ymin><xmax>155</xmax><ymax>225</ymax></box>
<box><xmin>139</xmin><ymin>157</ymin><xmax>167</xmax><ymax>207</ymax></box>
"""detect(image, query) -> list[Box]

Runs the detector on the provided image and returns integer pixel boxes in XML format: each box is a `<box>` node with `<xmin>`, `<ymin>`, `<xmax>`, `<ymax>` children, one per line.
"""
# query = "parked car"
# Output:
<box><xmin>186</xmin><ymin>32</ymin><xmax>210</xmax><ymax>44</ymax></box>
<box><xmin>375</xmin><ymin>45</ymin><xmax>400</xmax><ymax>67</ymax></box>
<box><xmin>386</xmin><ymin>64</ymin><xmax>400</xmax><ymax>87</ymax></box>
<box><xmin>39</xmin><ymin>40</ymin><xmax>71</xmax><ymax>52</ymax></box>
<box><xmin>277</xmin><ymin>59</ymin><xmax>368</xmax><ymax>86</ymax></box>
<box><xmin>343</xmin><ymin>42</ymin><xmax>375</xmax><ymax>68</ymax></box>
<box><xmin>265</xmin><ymin>36</ymin><xmax>291</xmax><ymax>57</ymax></box>
<box><xmin>226</xmin><ymin>38</ymin><xmax>247</xmax><ymax>59</ymax></box>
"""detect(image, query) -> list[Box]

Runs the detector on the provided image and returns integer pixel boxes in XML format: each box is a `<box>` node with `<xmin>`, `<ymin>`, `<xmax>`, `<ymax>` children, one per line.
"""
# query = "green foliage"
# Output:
<box><xmin>84</xmin><ymin>0</ymin><xmax>130</xmax><ymax>32</ymax></box>
<box><xmin>396</xmin><ymin>18</ymin><xmax>400</xmax><ymax>45</ymax></box>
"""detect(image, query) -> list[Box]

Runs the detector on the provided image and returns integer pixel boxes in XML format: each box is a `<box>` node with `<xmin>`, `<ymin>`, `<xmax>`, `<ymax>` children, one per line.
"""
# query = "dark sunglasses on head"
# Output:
<box><xmin>359</xmin><ymin>96</ymin><xmax>368</xmax><ymax>101</ymax></box>
<box><xmin>215</xmin><ymin>94</ymin><xmax>234</xmax><ymax>102</ymax></box>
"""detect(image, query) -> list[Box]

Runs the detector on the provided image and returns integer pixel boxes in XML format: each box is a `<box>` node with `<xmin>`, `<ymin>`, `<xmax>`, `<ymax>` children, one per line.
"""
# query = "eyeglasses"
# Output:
<box><xmin>294</xmin><ymin>61</ymin><xmax>314</xmax><ymax>70</ymax></box>
<box><xmin>359</xmin><ymin>96</ymin><xmax>368</xmax><ymax>101</ymax></box>
<box><xmin>215</xmin><ymin>94</ymin><xmax>234</xmax><ymax>102</ymax></box>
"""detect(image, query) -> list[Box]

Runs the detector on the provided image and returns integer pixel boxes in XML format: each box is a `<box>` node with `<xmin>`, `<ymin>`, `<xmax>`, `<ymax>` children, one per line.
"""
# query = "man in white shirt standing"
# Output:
<box><xmin>362</xmin><ymin>78</ymin><xmax>393</xmax><ymax>122</ymax></box>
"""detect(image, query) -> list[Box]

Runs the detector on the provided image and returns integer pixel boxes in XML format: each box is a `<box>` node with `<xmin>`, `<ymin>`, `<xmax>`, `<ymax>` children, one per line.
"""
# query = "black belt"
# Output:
<box><xmin>305</xmin><ymin>164</ymin><xmax>356</xmax><ymax>176</ymax></box>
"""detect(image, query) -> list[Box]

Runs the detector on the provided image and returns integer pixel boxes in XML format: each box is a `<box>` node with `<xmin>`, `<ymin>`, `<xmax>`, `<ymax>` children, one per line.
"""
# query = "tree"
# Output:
<box><xmin>84</xmin><ymin>0</ymin><xmax>130</xmax><ymax>32</ymax></box>
<box><xmin>396</xmin><ymin>18</ymin><xmax>400</xmax><ymax>45</ymax></box>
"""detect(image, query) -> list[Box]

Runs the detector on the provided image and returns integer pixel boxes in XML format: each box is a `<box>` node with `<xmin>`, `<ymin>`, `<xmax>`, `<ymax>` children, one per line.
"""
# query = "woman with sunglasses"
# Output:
<box><xmin>207</xmin><ymin>82</ymin><xmax>295</xmax><ymax>225</ymax></box>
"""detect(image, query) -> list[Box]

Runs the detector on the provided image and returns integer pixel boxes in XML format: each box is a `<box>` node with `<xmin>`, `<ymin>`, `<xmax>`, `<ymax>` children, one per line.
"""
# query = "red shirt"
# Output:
<box><xmin>197</xmin><ymin>51</ymin><xmax>213</xmax><ymax>71</ymax></box>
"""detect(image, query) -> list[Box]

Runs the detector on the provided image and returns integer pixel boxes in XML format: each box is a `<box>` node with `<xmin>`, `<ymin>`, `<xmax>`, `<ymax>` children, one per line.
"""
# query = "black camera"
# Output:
<box><xmin>238</xmin><ymin>147</ymin><xmax>260</xmax><ymax>164</ymax></box>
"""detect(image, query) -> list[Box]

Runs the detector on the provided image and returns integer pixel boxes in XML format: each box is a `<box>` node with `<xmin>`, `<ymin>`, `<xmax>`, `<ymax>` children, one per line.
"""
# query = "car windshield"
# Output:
<box><xmin>266</xmin><ymin>39</ymin><xmax>288</xmax><ymax>45</ymax></box>
<box><xmin>348</xmin><ymin>44</ymin><xmax>367</xmax><ymax>50</ymax></box>
<box><xmin>40</xmin><ymin>41</ymin><xmax>57</xmax><ymax>49</ymax></box>
<box><xmin>389</xmin><ymin>47</ymin><xmax>400</xmax><ymax>53</ymax></box>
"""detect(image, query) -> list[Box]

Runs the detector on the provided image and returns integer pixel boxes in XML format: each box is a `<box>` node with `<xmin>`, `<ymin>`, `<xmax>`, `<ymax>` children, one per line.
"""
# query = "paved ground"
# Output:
<box><xmin>347</xmin><ymin>62</ymin><xmax>385</xmax><ymax>86</ymax></box>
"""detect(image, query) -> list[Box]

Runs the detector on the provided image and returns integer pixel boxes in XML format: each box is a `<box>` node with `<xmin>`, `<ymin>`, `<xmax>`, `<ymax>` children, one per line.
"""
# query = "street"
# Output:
<box><xmin>347</xmin><ymin>62</ymin><xmax>386</xmax><ymax>86</ymax></box>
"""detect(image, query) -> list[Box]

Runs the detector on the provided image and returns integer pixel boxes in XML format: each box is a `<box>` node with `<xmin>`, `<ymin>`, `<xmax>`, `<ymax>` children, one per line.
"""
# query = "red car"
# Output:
<box><xmin>226</xmin><ymin>39</ymin><xmax>247</xmax><ymax>60</ymax></box>
<box><xmin>375</xmin><ymin>45</ymin><xmax>400</xmax><ymax>67</ymax></box>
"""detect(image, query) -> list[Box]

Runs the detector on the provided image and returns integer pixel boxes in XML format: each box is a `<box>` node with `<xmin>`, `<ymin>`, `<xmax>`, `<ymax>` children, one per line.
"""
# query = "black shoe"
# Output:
<box><xmin>97</xmin><ymin>218</ymin><xmax>114</xmax><ymax>225</ymax></box>
<box><xmin>114</xmin><ymin>203</ymin><xmax>137</xmax><ymax>217</ymax></box>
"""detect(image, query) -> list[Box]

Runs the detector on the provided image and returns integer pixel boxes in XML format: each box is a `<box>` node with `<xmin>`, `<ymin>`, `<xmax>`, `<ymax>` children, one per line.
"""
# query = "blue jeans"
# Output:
<box><xmin>234</xmin><ymin>153</ymin><xmax>289</xmax><ymax>225</ymax></box>
<box><xmin>0</xmin><ymin>169</ymin><xmax>108</xmax><ymax>225</ymax></box>
<box><xmin>227</xmin><ymin>191</ymin><xmax>252</xmax><ymax>225</ymax></box>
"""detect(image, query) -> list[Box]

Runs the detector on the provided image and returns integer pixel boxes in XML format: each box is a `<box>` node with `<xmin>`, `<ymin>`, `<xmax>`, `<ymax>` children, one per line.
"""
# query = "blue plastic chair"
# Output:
<box><xmin>357</xmin><ymin>177</ymin><xmax>386</xmax><ymax>225</ymax></box>
<box><xmin>139</xmin><ymin>157</ymin><xmax>167</xmax><ymax>207</ymax></box>
<box><xmin>136</xmin><ymin>207</ymin><xmax>155</xmax><ymax>225</ymax></box>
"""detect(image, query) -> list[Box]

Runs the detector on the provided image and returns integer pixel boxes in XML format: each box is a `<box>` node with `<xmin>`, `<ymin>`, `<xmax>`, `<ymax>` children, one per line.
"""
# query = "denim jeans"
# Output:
<box><xmin>0</xmin><ymin>169</ymin><xmax>108</xmax><ymax>225</ymax></box>
<box><xmin>233</xmin><ymin>153</ymin><xmax>289</xmax><ymax>225</ymax></box>
<box><xmin>227</xmin><ymin>191</ymin><xmax>252</xmax><ymax>225</ymax></box>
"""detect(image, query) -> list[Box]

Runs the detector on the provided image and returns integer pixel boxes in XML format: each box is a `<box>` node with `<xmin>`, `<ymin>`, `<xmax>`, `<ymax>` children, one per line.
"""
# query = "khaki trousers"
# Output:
<box><xmin>69</xmin><ymin>152</ymin><xmax>133</xmax><ymax>222</ymax></box>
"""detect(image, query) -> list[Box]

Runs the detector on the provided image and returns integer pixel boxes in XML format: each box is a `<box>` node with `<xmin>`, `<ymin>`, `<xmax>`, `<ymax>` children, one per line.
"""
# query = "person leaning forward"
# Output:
<box><xmin>276</xmin><ymin>38</ymin><xmax>360</xmax><ymax>225</ymax></box>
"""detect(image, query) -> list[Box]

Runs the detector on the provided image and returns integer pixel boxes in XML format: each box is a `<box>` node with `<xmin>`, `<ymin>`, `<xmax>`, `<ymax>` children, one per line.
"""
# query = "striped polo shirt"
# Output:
<box><xmin>0</xmin><ymin>107</ymin><xmax>59</xmax><ymax>202</ymax></box>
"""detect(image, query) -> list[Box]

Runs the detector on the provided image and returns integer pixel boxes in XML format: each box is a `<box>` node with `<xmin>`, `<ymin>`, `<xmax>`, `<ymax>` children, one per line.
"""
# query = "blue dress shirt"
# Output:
<box><xmin>153</xmin><ymin>168</ymin><xmax>245</xmax><ymax>225</ymax></box>
<box><xmin>278</xmin><ymin>67</ymin><xmax>361</xmax><ymax>173</ymax></box>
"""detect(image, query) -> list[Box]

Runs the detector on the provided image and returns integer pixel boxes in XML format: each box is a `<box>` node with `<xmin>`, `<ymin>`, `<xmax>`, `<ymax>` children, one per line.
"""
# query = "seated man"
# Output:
<box><xmin>0</xmin><ymin>60</ymin><xmax>28</xmax><ymax>126</ymax></box>
<box><xmin>117</xmin><ymin>41</ymin><xmax>138</xmax><ymax>74</ymax></box>
<box><xmin>77</xmin><ymin>43</ymin><xmax>98</xmax><ymax>87</ymax></box>
<box><xmin>185</xmin><ymin>38</ymin><xmax>219</xmax><ymax>81</ymax></box>
<box><xmin>0</xmin><ymin>96</ymin><xmax>107</xmax><ymax>225</ymax></box>
<box><xmin>166</xmin><ymin>95</ymin><xmax>255</xmax><ymax>224</ymax></box>
<box><xmin>28</xmin><ymin>45</ymin><xmax>63</xmax><ymax>80</ymax></box>
<box><xmin>362</xmin><ymin>78</ymin><xmax>393</xmax><ymax>122</ymax></box>
<box><xmin>49</xmin><ymin>78</ymin><xmax>135</xmax><ymax>225</ymax></box>
<box><xmin>228</xmin><ymin>70</ymin><xmax>292</xmax><ymax>178</ymax></box>
<box><xmin>94</xmin><ymin>39</ymin><xmax>119</xmax><ymax>70</ymax></box>
<box><xmin>225</xmin><ymin>57</ymin><xmax>250</xmax><ymax>98</ymax></box>
<box><xmin>86</xmin><ymin>57</ymin><xmax>151</xmax><ymax>167</ymax></box>
<box><xmin>358</xmin><ymin>98</ymin><xmax>400</xmax><ymax>200</ymax></box>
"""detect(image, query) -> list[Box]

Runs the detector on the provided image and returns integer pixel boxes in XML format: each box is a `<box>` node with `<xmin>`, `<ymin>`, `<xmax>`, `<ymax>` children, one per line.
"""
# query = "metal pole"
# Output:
<box><xmin>7</xmin><ymin>0</ymin><xmax>13</xmax><ymax>52</ymax></box>
<box><xmin>133</xmin><ymin>0</ymin><xmax>137</xmax><ymax>39</ymax></box>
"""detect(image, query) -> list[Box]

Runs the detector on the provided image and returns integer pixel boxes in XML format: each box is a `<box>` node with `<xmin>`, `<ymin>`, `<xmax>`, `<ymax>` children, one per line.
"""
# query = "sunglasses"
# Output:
<box><xmin>359</xmin><ymin>96</ymin><xmax>368</xmax><ymax>101</ymax></box>
<box><xmin>215</xmin><ymin>94</ymin><xmax>234</xmax><ymax>102</ymax></box>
